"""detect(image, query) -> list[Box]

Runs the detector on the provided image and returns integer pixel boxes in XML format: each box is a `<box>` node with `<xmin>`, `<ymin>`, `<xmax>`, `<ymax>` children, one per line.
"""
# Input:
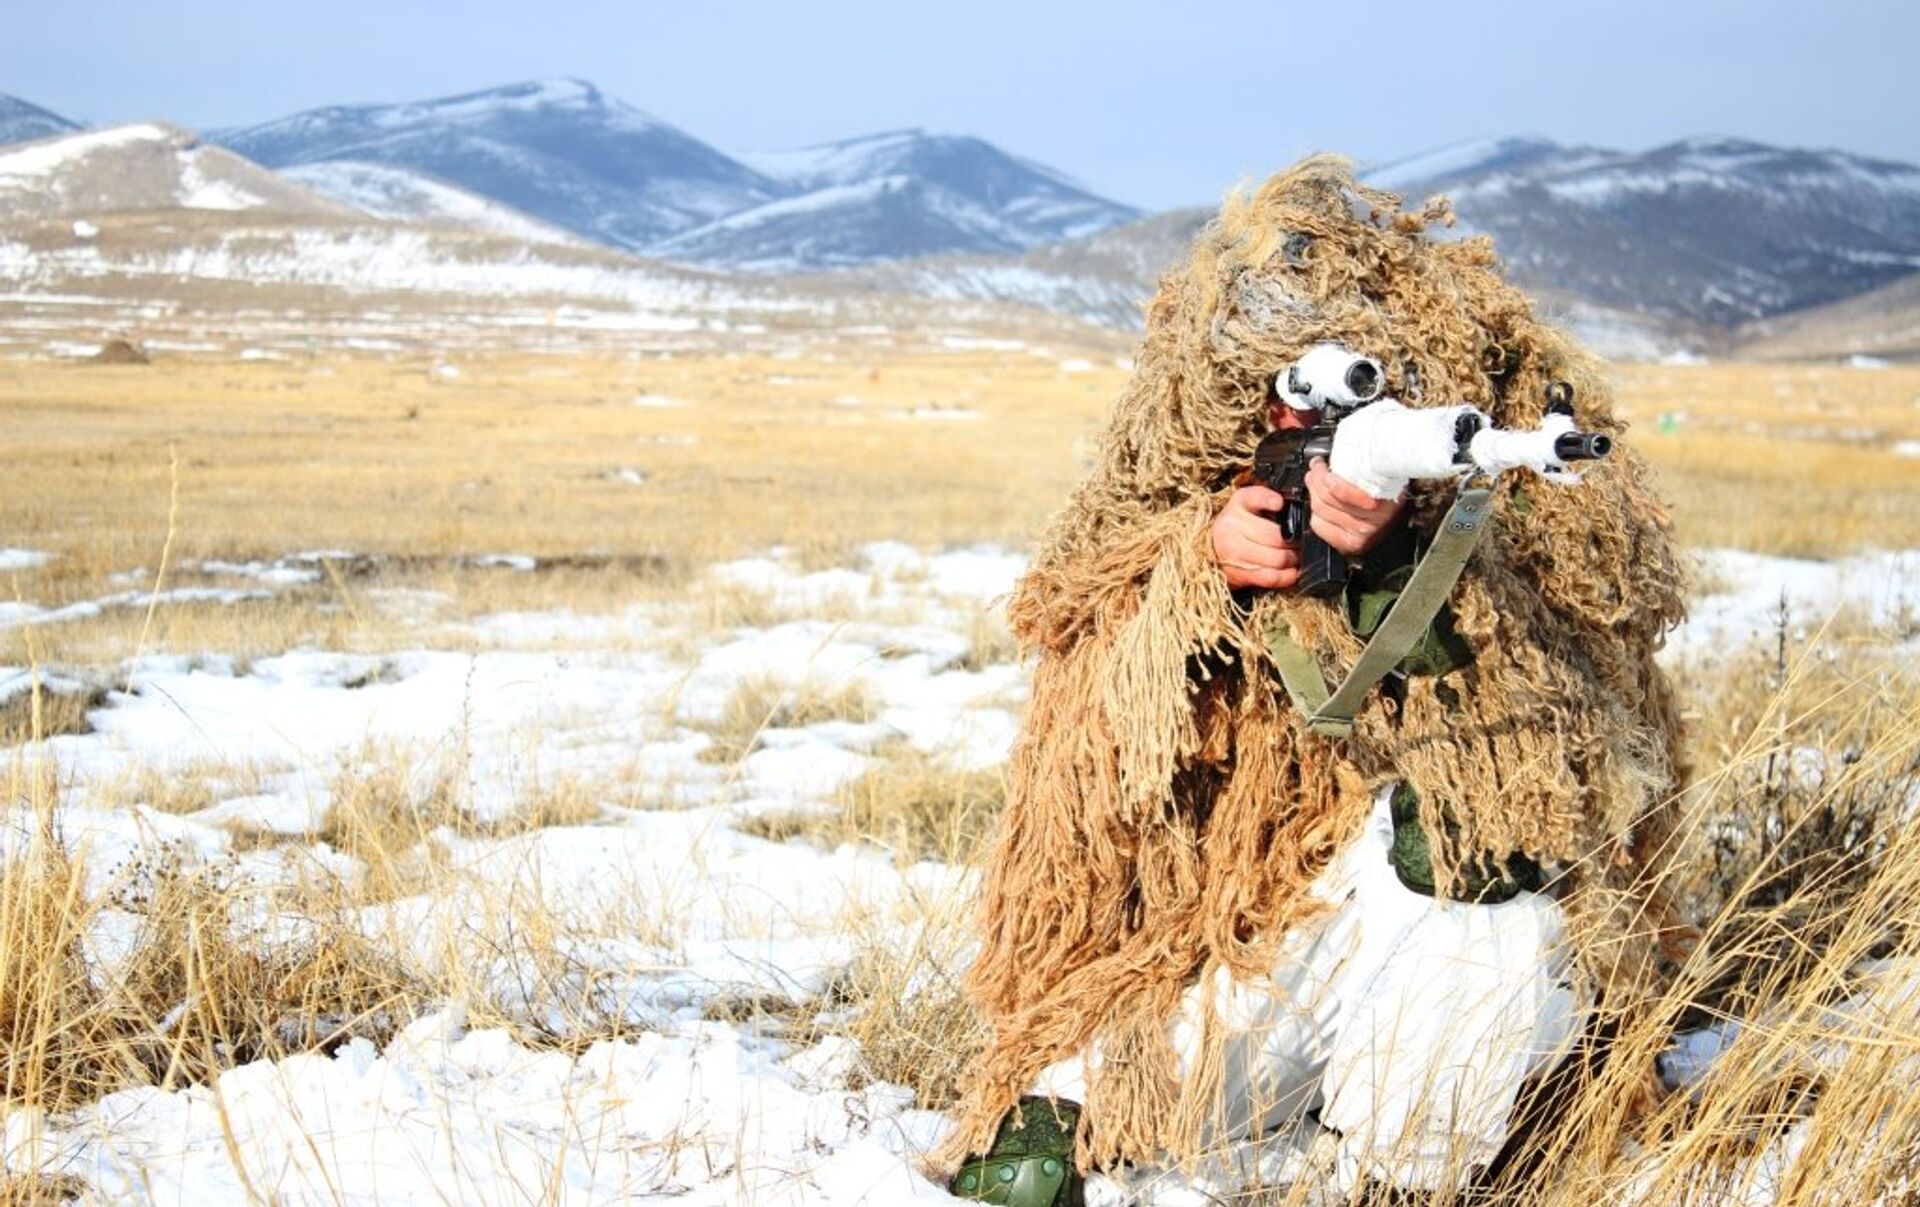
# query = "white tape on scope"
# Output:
<box><xmin>1329</xmin><ymin>400</ymin><xmax>1483</xmax><ymax>500</ymax></box>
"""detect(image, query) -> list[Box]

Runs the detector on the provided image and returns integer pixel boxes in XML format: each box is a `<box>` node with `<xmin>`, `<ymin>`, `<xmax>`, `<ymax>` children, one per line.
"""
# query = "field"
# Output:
<box><xmin>2</xmin><ymin>349</ymin><xmax>1919</xmax><ymax>1204</ymax></box>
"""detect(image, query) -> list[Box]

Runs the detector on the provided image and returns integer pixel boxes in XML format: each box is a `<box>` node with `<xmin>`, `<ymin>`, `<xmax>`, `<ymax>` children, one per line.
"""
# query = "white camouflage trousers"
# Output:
<box><xmin>1032</xmin><ymin>786</ymin><xmax>1588</xmax><ymax>1198</ymax></box>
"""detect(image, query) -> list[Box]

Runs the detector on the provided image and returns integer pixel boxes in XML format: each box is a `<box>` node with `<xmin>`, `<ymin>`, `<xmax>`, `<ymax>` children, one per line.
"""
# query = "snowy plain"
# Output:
<box><xmin>3</xmin><ymin>542</ymin><xmax>1025</xmax><ymax>1204</ymax></box>
<box><xmin>2</xmin><ymin>538</ymin><xmax>1914</xmax><ymax>1204</ymax></box>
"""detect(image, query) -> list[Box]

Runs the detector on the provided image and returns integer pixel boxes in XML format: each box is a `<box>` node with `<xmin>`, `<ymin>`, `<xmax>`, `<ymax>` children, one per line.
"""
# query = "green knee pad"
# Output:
<box><xmin>948</xmin><ymin>1096</ymin><xmax>1084</xmax><ymax>1206</ymax></box>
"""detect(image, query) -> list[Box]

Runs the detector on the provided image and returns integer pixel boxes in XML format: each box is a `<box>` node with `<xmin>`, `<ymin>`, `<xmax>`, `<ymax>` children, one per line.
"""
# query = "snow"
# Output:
<box><xmin>738</xmin><ymin>131</ymin><xmax>932</xmax><ymax>188</ymax></box>
<box><xmin>1667</xmin><ymin>549</ymin><xmax>1920</xmax><ymax>661</ymax></box>
<box><xmin>466</xmin><ymin>553</ymin><xmax>538</xmax><ymax>572</ymax></box>
<box><xmin>5</xmin><ymin>535</ymin><xmax>1914</xmax><ymax>1200</ymax></box>
<box><xmin>375</xmin><ymin>77</ymin><xmax>661</xmax><ymax>131</ymax></box>
<box><xmin>0</xmin><ymin>539</ymin><xmax>1038</xmax><ymax>1201</ymax></box>
<box><xmin>651</xmin><ymin>177</ymin><xmax>917</xmax><ymax>263</ymax></box>
<box><xmin>1363</xmin><ymin>136</ymin><xmax>1549</xmax><ymax>190</ymax></box>
<box><xmin>21</xmin><ymin>1010</ymin><xmax>957</xmax><ymax>1205</ymax></box>
<box><xmin>0</xmin><ymin>123</ymin><xmax>173</xmax><ymax>180</ymax></box>
<box><xmin>1545</xmin><ymin>166</ymin><xmax>1730</xmax><ymax>205</ymax></box>
<box><xmin>0</xmin><ymin>225</ymin><xmax>813</xmax><ymax>328</ymax></box>
<box><xmin>195</xmin><ymin>558</ymin><xmax>323</xmax><ymax>586</ymax></box>
<box><xmin>285</xmin><ymin>160</ymin><xmax>585</xmax><ymax>246</ymax></box>
<box><xmin>0</xmin><ymin>548</ymin><xmax>51</xmax><ymax>572</ymax></box>
<box><xmin>0</xmin><ymin>666</ymin><xmax>86</xmax><ymax>706</ymax></box>
<box><xmin>0</xmin><ymin>585</ymin><xmax>273</xmax><ymax>631</ymax></box>
<box><xmin>177</xmin><ymin>154</ymin><xmax>267</xmax><ymax>211</ymax></box>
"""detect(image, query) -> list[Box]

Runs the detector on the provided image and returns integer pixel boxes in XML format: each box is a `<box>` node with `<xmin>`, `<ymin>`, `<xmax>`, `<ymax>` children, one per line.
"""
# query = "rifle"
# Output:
<box><xmin>1251</xmin><ymin>343</ymin><xmax>1611</xmax><ymax>599</ymax></box>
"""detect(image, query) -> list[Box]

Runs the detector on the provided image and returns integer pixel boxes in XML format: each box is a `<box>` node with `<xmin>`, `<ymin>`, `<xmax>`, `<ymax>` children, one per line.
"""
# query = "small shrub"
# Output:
<box><xmin>738</xmin><ymin>747</ymin><xmax>1004</xmax><ymax>865</ymax></box>
<box><xmin>315</xmin><ymin>745</ymin><xmax>472</xmax><ymax>900</ymax></box>
<box><xmin>0</xmin><ymin>682</ymin><xmax>107</xmax><ymax>744</ymax></box>
<box><xmin>823</xmin><ymin>926</ymin><xmax>984</xmax><ymax>1111</ymax></box>
<box><xmin>696</xmin><ymin>674</ymin><xmax>876</xmax><ymax>764</ymax></box>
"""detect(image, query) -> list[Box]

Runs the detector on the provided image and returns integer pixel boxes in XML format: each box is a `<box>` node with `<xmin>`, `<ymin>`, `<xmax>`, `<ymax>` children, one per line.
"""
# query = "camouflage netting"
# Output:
<box><xmin>942</xmin><ymin>155</ymin><xmax>1691</xmax><ymax>1173</ymax></box>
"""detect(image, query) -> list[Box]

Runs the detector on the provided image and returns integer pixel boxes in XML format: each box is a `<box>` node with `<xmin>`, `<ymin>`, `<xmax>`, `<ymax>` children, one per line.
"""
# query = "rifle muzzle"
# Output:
<box><xmin>1553</xmin><ymin>431</ymin><xmax>1612</xmax><ymax>462</ymax></box>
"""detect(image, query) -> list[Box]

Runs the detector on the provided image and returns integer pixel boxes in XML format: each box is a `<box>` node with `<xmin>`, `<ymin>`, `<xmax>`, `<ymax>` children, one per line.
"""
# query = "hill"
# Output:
<box><xmin>0</xmin><ymin>121</ymin><xmax>351</xmax><ymax>221</ymax></box>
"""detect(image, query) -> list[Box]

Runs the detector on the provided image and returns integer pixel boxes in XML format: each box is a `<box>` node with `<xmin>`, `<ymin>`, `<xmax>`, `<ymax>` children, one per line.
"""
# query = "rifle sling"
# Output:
<box><xmin>1267</xmin><ymin>484</ymin><xmax>1494</xmax><ymax>738</ymax></box>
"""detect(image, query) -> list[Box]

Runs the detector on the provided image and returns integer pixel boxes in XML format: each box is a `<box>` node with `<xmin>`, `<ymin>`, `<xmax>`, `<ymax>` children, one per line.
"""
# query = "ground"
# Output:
<box><xmin>2</xmin><ymin>350</ymin><xmax>1918</xmax><ymax>1204</ymax></box>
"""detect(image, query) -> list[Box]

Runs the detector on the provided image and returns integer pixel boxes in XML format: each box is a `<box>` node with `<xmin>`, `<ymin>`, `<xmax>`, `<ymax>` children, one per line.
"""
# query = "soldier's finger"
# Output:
<box><xmin>1231</xmin><ymin>515</ymin><xmax>1291</xmax><ymax>550</ymax></box>
<box><xmin>1310</xmin><ymin>512</ymin><xmax>1368</xmax><ymax>555</ymax></box>
<box><xmin>1242</xmin><ymin>564</ymin><xmax>1300</xmax><ymax>590</ymax></box>
<box><xmin>1222</xmin><ymin>529</ymin><xmax>1289</xmax><ymax>566</ymax></box>
<box><xmin>1235</xmin><ymin>484</ymin><xmax>1288</xmax><ymax>515</ymax></box>
<box><xmin>1305</xmin><ymin>461</ymin><xmax>1388</xmax><ymax>515</ymax></box>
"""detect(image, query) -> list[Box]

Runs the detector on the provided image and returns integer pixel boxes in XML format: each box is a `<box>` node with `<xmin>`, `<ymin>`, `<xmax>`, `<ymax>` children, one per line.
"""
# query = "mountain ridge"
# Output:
<box><xmin>211</xmin><ymin>79</ymin><xmax>1140</xmax><ymax>269</ymax></box>
<box><xmin>4</xmin><ymin>85</ymin><xmax>1915</xmax><ymax>358</ymax></box>
<box><xmin>215</xmin><ymin>78</ymin><xmax>783</xmax><ymax>252</ymax></box>
<box><xmin>0</xmin><ymin>94</ymin><xmax>82</xmax><ymax>146</ymax></box>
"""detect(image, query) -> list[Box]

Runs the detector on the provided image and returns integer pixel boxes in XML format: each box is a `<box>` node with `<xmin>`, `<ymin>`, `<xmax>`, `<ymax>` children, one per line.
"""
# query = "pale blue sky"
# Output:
<box><xmin>7</xmin><ymin>0</ymin><xmax>1916</xmax><ymax>210</ymax></box>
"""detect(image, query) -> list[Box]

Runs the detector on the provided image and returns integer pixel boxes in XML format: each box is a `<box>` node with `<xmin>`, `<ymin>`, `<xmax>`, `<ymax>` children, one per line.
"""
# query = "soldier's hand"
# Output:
<box><xmin>1304</xmin><ymin>458</ymin><xmax>1405</xmax><ymax>556</ymax></box>
<box><xmin>1211</xmin><ymin>485</ymin><xmax>1301</xmax><ymax>590</ymax></box>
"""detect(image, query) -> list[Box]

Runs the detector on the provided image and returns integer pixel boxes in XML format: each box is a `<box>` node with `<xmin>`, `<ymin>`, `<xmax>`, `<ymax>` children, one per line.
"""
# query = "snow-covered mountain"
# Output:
<box><xmin>654</xmin><ymin>129</ymin><xmax>1140</xmax><ymax>271</ymax></box>
<box><xmin>215</xmin><ymin>78</ymin><xmax>781</xmax><ymax>252</ymax></box>
<box><xmin>0</xmin><ymin>122</ymin><xmax>351</xmax><ymax>221</ymax></box>
<box><xmin>281</xmin><ymin>160</ymin><xmax>586</xmax><ymax>246</ymax></box>
<box><xmin>1374</xmin><ymin>135</ymin><xmax>1920</xmax><ymax>324</ymax></box>
<box><xmin>215</xmin><ymin>84</ymin><xmax>1142</xmax><ymax>272</ymax></box>
<box><xmin>0</xmin><ymin>93</ymin><xmax>81</xmax><ymax>146</ymax></box>
<box><xmin>841</xmin><ymin>135</ymin><xmax>1920</xmax><ymax>356</ymax></box>
<box><xmin>0</xmin><ymin>115</ymin><xmax>1114</xmax><ymax>363</ymax></box>
<box><xmin>830</xmin><ymin>208</ymin><xmax>1209</xmax><ymax>328</ymax></box>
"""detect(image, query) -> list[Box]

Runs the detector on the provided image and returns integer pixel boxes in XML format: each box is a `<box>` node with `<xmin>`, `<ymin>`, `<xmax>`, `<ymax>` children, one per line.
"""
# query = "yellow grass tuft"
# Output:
<box><xmin>695</xmin><ymin>673</ymin><xmax>877</xmax><ymax>764</ymax></box>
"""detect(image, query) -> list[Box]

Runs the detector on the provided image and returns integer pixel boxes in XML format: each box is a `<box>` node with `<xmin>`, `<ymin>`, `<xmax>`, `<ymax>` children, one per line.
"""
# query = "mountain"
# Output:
<box><xmin>0</xmin><ymin>115</ymin><xmax>1117</xmax><ymax>363</ymax></box>
<box><xmin>1376</xmin><ymin>135</ymin><xmax>1920</xmax><ymax>325</ymax></box>
<box><xmin>828</xmin><ymin>207</ymin><xmax>1209</xmax><ymax>328</ymax></box>
<box><xmin>281</xmin><ymin>160</ymin><xmax>586</xmax><ymax>246</ymax></box>
<box><xmin>0</xmin><ymin>122</ymin><xmax>351</xmax><ymax>221</ymax></box>
<box><xmin>1732</xmin><ymin>271</ymin><xmax>1920</xmax><ymax>361</ymax></box>
<box><xmin>215</xmin><ymin>78</ymin><xmax>781</xmax><ymax>251</ymax></box>
<box><xmin>217</xmin><ymin>83</ymin><xmax>1143</xmax><ymax>272</ymax></box>
<box><xmin>651</xmin><ymin>130</ymin><xmax>1141</xmax><ymax>271</ymax></box>
<box><xmin>1364</xmin><ymin>135</ymin><xmax>1577</xmax><ymax>192</ymax></box>
<box><xmin>0</xmin><ymin>93</ymin><xmax>82</xmax><ymax>146</ymax></box>
<box><xmin>838</xmin><ymin>135</ymin><xmax>1920</xmax><ymax>357</ymax></box>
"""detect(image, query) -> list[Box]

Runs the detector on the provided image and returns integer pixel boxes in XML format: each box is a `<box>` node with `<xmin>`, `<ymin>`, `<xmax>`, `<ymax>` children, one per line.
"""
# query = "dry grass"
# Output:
<box><xmin>695</xmin><ymin>673</ymin><xmax>878</xmax><ymax>764</ymax></box>
<box><xmin>315</xmin><ymin>743</ymin><xmax>472</xmax><ymax>900</ymax></box>
<box><xmin>0</xmin><ymin>780</ymin><xmax>426</xmax><ymax>1115</ymax></box>
<box><xmin>0</xmin><ymin>681</ymin><xmax>105</xmax><ymax>745</ymax></box>
<box><xmin>741</xmin><ymin>747</ymin><xmax>1005</xmax><ymax>865</ymax></box>
<box><xmin>7</xmin><ymin>356</ymin><xmax>1914</xmax><ymax>666</ymax></box>
<box><xmin>1611</xmin><ymin>361</ymin><xmax>1920</xmax><ymax>556</ymax></box>
<box><xmin>826</xmin><ymin>917</ymin><xmax>986</xmax><ymax>1112</ymax></box>
<box><xmin>0</xmin><ymin>351</ymin><xmax>1117</xmax><ymax>661</ymax></box>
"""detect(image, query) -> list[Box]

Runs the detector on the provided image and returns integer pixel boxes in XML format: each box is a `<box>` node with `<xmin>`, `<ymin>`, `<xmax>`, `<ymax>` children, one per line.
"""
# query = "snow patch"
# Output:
<box><xmin>0</xmin><ymin>123</ymin><xmax>175</xmax><ymax>180</ymax></box>
<box><xmin>0</xmin><ymin>548</ymin><xmax>51</xmax><ymax>572</ymax></box>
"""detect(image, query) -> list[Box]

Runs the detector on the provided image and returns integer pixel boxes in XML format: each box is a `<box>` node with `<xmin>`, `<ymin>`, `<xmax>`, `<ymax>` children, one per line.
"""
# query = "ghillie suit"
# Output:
<box><xmin>942</xmin><ymin>155</ymin><xmax>1690</xmax><ymax>1174</ymax></box>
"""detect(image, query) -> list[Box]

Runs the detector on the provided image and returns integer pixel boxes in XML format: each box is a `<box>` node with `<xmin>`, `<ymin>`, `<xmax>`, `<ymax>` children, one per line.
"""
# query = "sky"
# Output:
<box><xmin>6</xmin><ymin>0</ymin><xmax>1918</xmax><ymax>211</ymax></box>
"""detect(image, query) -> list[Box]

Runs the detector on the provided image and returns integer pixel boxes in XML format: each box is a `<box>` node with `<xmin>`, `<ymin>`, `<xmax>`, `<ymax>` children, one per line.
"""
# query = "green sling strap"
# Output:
<box><xmin>1266</xmin><ymin>483</ymin><xmax>1495</xmax><ymax>738</ymax></box>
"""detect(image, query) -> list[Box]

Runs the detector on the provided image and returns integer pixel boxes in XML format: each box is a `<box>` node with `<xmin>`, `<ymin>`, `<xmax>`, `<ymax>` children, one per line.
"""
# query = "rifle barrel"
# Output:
<box><xmin>1553</xmin><ymin>431</ymin><xmax>1612</xmax><ymax>462</ymax></box>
